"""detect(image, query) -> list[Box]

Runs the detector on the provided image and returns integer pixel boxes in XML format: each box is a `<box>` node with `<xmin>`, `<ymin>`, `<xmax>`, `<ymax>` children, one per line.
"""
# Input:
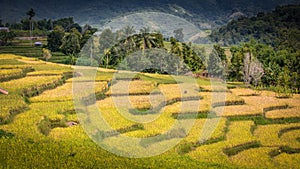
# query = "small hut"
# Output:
<box><xmin>34</xmin><ymin>42</ymin><xmax>42</xmax><ymax>47</ymax></box>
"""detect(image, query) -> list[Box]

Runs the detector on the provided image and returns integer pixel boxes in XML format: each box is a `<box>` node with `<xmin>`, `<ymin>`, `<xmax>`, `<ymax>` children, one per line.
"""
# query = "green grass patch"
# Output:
<box><xmin>212</xmin><ymin>100</ymin><xmax>245</xmax><ymax>108</ymax></box>
<box><xmin>129</xmin><ymin>96</ymin><xmax>202</xmax><ymax>115</ymax></box>
<box><xmin>262</xmin><ymin>104</ymin><xmax>289</xmax><ymax>114</ymax></box>
<box><xmin>223</xmin><ymin>141</ymin><xmax>261</xmax><ymax>157</ymax></box>
<box><xmin>278</xmin><ymin>126</ymin><xmax>300</xmax><ymax>138</ymax></box>
<box><xmin>140</xmin><ymin>128</ymin><xmax>186</xmax><ymax>147</ymax></box>
<box><xmin>177</xmin><ymin>136</ymin><xmax>226</xmax><ymax>155</ymax></box>
<box><xmin>228</xmin><ymin>115</ymin><xmax>300</xmax><ymax>125</ymax></box>
<box><xmin>94</xmin><ymin>124</ymin><xmax>144</xmax><ymax>139</ymax></box>
<box><xmin>171</xmin><ymin>111</ymin><xmax>216</xmax><ymax>119</ymax></box>
<box><xmin>139</xmin><ymin>73</ymin><xmax>177</xmax><ymax>84</ymax></box>
<box><xmin>269</xmin><ymin>146</ymin><xmax>300</xmax><ymax>157</ymax></box>
<box><xmin>0</xmin><ymin>130</ymin><xmax>14</xmax><ymax>138</ymax></box>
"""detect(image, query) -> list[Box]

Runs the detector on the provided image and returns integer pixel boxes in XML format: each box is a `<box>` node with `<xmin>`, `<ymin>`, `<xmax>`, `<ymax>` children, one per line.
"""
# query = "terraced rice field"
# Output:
<box><xmin>0</xmin><ymin>54</ymin><xmax>299</xmax><ymax>168</ymax></box>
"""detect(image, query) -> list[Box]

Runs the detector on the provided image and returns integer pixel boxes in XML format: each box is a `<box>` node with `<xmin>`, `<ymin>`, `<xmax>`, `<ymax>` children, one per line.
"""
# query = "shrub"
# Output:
<box><xmin>273</xmin><ymin>85</ymin><xmax>293</xmax><ymax>98</ymax></box>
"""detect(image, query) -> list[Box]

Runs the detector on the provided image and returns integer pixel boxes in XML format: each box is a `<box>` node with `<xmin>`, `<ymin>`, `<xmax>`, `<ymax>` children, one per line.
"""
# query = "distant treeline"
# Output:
<box><xmin>1</xmin><ymin>17</ymin><xmax>89</xmax><ymax>33</ymax></box>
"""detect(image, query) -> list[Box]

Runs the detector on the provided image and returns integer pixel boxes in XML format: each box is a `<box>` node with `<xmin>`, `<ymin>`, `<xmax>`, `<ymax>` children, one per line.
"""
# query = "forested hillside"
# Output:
<box><xmin>210</xmin><ymin>4</ymin><xmax>300</xmax><ymax>51</ymax></box>
<box><xmin>209</xmin><ymin>4</ymin><xmax>300</xmax><ymax>95</ymax></box>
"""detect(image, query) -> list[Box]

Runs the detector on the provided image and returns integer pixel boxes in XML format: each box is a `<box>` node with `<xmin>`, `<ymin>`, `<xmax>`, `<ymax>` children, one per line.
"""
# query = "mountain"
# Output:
<box><xmin>0</xmin><ymin>0</ymin><xmax>299</xmax><ymax>29</ymax></box>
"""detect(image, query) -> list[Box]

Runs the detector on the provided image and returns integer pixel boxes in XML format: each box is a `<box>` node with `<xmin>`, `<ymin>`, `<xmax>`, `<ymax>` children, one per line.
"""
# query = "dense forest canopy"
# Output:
<box><xmin>210</xmin><ymin>4</ymin><xmax>300</xmax><ymax>51</ymax></box>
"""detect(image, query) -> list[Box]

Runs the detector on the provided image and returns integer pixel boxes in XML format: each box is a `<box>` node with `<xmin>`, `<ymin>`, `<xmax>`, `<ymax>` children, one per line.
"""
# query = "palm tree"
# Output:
<box><xmin>137</xmin><ymin>33</ymin><xmax>158</xmax><ymax>52</ymax></box>
<box><xmin>123</xmin><ymin>25</ymin><xmax>135</xmax><ymax>37</ymax></box>
<box><xmin>26</xmin><ymin>8</ymin><xmax>35</xmax><ymax>46</ymax></box>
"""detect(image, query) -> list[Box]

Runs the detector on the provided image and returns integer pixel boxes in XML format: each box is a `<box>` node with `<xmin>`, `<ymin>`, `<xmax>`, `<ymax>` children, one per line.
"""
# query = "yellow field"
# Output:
<box><xmin>0</xmin><ymin>54</ymin><xmax>299</xmax><ymax>168</ymax></box>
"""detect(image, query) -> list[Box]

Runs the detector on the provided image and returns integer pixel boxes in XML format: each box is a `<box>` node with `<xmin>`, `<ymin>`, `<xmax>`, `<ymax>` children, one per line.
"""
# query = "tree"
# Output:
<box><xmin>78</xmin><ymin>37</ymin><xmax>99</xmax><ymax>67</ymax></box>
<box><xmin>275</xmin><ymin>66</ymin><xmax>293</xmax><ymax>98</ymax></box>
<box><xmin>173</xmin><ymin>28</ymin><xmax>184</xmax><ymax>42</ymax></box>
<box><xmin>139</xmin><ymin>27</ymin><xmax>150</xmax><ymax>34</ymax></box>
<box><xmin>228</xmin><ymin>46</ymin><xmax>244</xmax><ymax>81</ymax></box>
<box><xmin>26</xmin><ymin>8</ymin><xmax>35</xmax><ymax>20</ymax></box>
<box><xmin>26</xmin><ymin>8</ymin><xmax>35</xmax><ymax>45</ymax></box>
<box><xmin>80</xmin><ymin>30</ymin><xmax>91</xmax><ymax>48</ymax></box>
<box><xmin>0</xmin><ymin>20</ymin><xmax>4</xmax><ymax>27</ymax></box>
<box><xmin>66</xmin><ymin>23</ymin><xmax>82</xmax><ymax>33</ymax></box>
<box><xmin>213</xmin><ymin>44</ymin><xmax>228</xmax><ymax>76</ymax></box>
<box><xmin>137</xmin><ymin>33</ymin><xmax>162</xmax><ymax>52</ymax></box>
<box><xmin>53</xmin><ymin>17</ymin><xmax>74</xmax><ymax>30</ymax></box>
<box><xmin>99</xmin><ymin>32</ymin><xmax>164</xmax><ymax>68</ymax></box>
<box><xmin>123</xmin><ymin>25</ymin><xmax>135</xmax><ymax>37</ymax></box>
<box><xmin>60</xmin><ymin>28</ymin><xmax>82</xmax><ymax>56</ymax></box>
<box><xmin>82</xmin><ymin>24</ymin><xmax>97</xmax><ymax>35</ymax></box>
<box><xmin>47</xmin><ymin>25</ymin><xmax>65</xmax><ymax>52</ymax></box>
<box><xmin>42</xmin><ymin>48</ymin><xmax>52</xmax><ymax>61</ymax></box>
<box><xmin>80</xmin><ymin>25</ymin><xmax>98</xmax><ymax>48</ymax></box>
<box><xmin>99</xmin><ymin>29</ymin><xmax>115</xmax><ymax>52</ymax></box>
<box><xmin>170</xmin><ymin>37</ymin><xmax>182</xmax><ymax>56</ymax></box>
<box><xmin>208</xmin><ymin>50</ymin><xmax>223</xmax><ymax>77</ymax></box>
<box><xmin>242</xmin><ymin>51</ymin><xmax>264</xmax><ymax>86</ymax></box>
<box><xmin>0</xmin><ymin>31</ymin><xmax>16</xmax><ymax>46</ymax></box>
<box><xmin>213</xmin><ymin>45</ymin><xmax>227</xmax><ymax>64</ymax></box>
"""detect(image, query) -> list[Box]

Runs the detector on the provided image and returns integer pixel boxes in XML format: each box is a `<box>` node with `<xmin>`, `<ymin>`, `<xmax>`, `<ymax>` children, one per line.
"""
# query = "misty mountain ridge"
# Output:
<box><xmin>1</xmin><ymin>0</ymin><xmax>299</xmax><ymax>29</ymax></box>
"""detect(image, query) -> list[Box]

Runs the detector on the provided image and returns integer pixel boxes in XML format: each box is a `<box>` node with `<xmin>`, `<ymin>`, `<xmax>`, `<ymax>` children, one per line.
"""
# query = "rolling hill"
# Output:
<box><xmin>0</xmin><ymin>0</ymin><xmax>299</xmax><ymax>29</ymax></box>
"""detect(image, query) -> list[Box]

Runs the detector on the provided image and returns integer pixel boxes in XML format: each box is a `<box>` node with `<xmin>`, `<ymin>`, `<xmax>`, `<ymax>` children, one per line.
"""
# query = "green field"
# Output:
<box><xmin>0</xmin><ymin>54</ymin><xmax>300</xmax><ymax>168</ymax></box>
<box><xmin>0</xmin><ymin>38</ymin><xmax>69</xmax><ymax>64</ymax></box>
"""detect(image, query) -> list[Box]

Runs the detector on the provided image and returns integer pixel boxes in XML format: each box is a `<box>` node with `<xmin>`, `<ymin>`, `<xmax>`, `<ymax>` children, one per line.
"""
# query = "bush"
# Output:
<box><xmin>273</xmin><ymin>85</ymin><xmax>293</xmax><ymax>98</ymax></box>
<box><xmin>0</xmin><ymin>129</ymin><xmax>14</xmax><ymax>138</ymax></box>
<box><xmin>38</xmin><ymin>116</ymin><xmax>67</xmax><ymax>135</ymax></box>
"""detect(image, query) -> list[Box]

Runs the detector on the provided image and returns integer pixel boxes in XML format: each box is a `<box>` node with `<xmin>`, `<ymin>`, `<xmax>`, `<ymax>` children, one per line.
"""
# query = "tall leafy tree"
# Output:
<box><xmin>99</xmin><ymin>29</ymin><xmax>115</xmax><ymax>52</ymax></box>
<box><xmin>208</xmin><ymin>50</ymin><xmax>223</xmax><ymax>77</ymax></box>
<box><xmin>47</xmin><ymin>25</ymin><xmax>65</xmax><ymax>52</ymax></box>
<box><xmin>60</xmin><ymin>28</ymin><xmax>82</xmax><ymax>56</ymax></box>
<box><xmin>53</xmin><ymin>17</ymin><xmax>74</xmax><ymax>30</ymax></box>
<box><xmin>213</xmin><ymin>45</ymin><xmax>227</xmax><ymax>63</ymax></box>
<box><xmin>228</xmin><ymin>46</ymin><xmax>244</xmax><ymax>81</ymax></box>
<box><xmin>181</xmin><ymin>43</ymin><xmax>204</xmax><ymax>72</ymax></box>
<box><xmin>170</xmin><ymin>37</ymin><xmax>182</xmax><ymax>56</ymax></box>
